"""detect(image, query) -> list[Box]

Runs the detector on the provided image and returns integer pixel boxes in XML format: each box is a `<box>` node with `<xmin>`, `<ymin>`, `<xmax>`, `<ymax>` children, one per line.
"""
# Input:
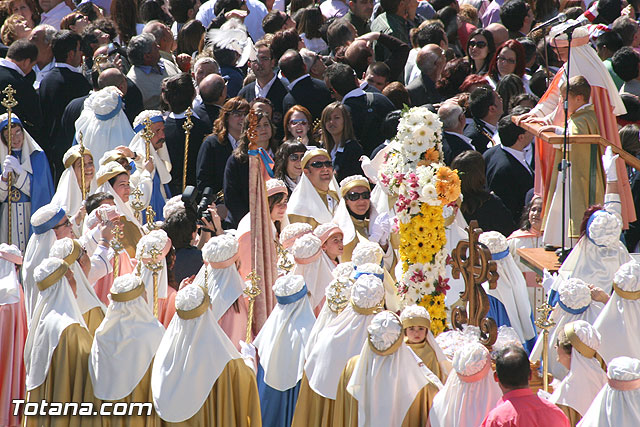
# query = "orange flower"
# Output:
<box><xmin>418</xmin><ymin>148</ymin><xmax>440</xmax><ymax>167</ymax></box>
<box><xmin>436</xmin><ymin>167</ymin><xmax>461</xmax><ymax>205</ymax></box>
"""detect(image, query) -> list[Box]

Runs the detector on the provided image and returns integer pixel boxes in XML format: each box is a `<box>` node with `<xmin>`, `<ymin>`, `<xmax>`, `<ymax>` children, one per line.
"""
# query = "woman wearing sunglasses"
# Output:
<box><xmin>274</xmin><ymin>140</ymin><xmax>307</xmax><ymax>195</ymax></box>
<box><xmin>283</xmin><ymin>105</ymin><xmax>317</xmax><ymax>146</ymax></box>
<box><xmin>320</xmin><ymin>102</ymin><xmax>364</xmax><ymax>182</ymax></box>
<box><xmin>466</xmin><ymin>29</ymin><xmax>496</xmax><ymax>75</ymax></box>
<box><xmin>332</xmin><ymin>175</ymin><xmax>390</xmax><ymax>261</ymax></box>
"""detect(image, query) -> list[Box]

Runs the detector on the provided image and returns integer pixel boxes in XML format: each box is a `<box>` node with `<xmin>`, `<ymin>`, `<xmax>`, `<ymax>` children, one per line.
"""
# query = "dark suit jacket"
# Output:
<box><xmin>238</xmin><ymin>77</ymin><xmax>288</xmax><ymax>123</ymax></box>
<box><xmin>442</xmin><ymin>132</ymin><xmax>474</xmax><ymax>166</ymax></box>
<box><xmin>223</xmin><ymin>154</ymin><xmax>249</xmax><ymax>227</ymax></box>
<box><xmin>343</xmin><ymin>92</ymin><xmax>395</xmax><ymax>156</ymax></box>
<box><xmin>0</xmin><ymin>65</ymin><xmax>43</xmax><ymax>144</ymax></box>
<box><xmin>406</xmin><ymin>73</ymin><xmax>443</xmax><ymax>107</ymax></box>
<box><xmin>484</xmin><ymin>145</ymin><xmax>534</xmax><ymax>225</ymax></box>
<box><xmin>463</xmin><ymin>193</ymin><xmax>517</xmax><ymax>238</ymax></box>
<box><xmin>164</xmin><ymin>115</ymin><xmax>208</xmax><ymax>195</ymax></box>
<box><xmin>624</xmin><ymin>169</ymin><xmax>640</xmax><ymax>251</ymax></box>
<box><xmin>334</xmin><ymin>139</ymin><xmax>365</xmax><ymax>182</ymax></box>
<box><xmin>123</xmin><ymin>78</ymin><xmax>144</xmax><ymax>125</ymax></box>
<box><xmin>464</xmin><ymin>119</ymin><xmax>495</xmax><ymax>154</ymax></box>
<box><xmin>196</xmin><ymin>134</ymin><xmax>233</xmax><ymax>194</ymax></box>
<box><xmin>192</xmin><ymin>102</ymin><xmax>220</xmax><ymax>134</ymax></box>
<box><xmin>39</xmin><ymin>67</ymin><xmax>91</xmax><ymax>176</ymax></box>
<box><xmin>282</xmin><ymin>75</ymin><xmax>332</xmax><ymax>121</ymax></box>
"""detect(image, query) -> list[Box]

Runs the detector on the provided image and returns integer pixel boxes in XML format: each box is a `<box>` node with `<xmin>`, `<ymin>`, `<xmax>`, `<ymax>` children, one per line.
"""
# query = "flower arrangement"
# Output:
<box><xmin>378</xmin><ymin>106</ymin><xmax>461</xmax><ymax>336</ymax></box>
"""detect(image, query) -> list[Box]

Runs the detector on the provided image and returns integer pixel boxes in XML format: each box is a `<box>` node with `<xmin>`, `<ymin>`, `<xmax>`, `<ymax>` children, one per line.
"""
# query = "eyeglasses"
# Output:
<box><xmin>468</xmin><ymin>40</ymin><xmax>487</xmax><ymax>49</ymax></box>
<box><xmin>308</xmin><ymin>160</ymin><xmax>333</xmax><ymax>169</ymax></box>
<box><xmin>345</xmin><ymin>191</ymin><xmax>371</xmax><ymax>201</ymax></box>
<box><xmin>290</xmin><ymin>119</ymin><xmax>308</xmax><ymax>126</ymax></box>
<box><xmin>497</xmin><ymin>56</ymin><xmax>516</xmax><ymax>65</ymax></box>
<box><xmin>53</xmin><ymin>218</ymin><xmax>72</xmax><ymax>229</ymax></box>
<box><xmin>288</xmin><ymin>153</ymin><xmax>303</xmax><ymax>162</ymax></box>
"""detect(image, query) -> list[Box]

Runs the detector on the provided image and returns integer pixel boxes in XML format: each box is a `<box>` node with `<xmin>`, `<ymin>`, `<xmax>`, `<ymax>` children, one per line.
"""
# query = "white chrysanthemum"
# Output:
<box><xmin>273</xmin><ymin>274</ymin><xmax>306</xmax><ymax>297</ymax></box>
<box><xmin>202</xmin><ymin>233</ymin><xmax>239</xmax><ymax>264</ymax></box>
<box><xmin>351</xmin><ymin>274</ymin><xmax>384</xmax><ymax>309</ymax></box>
<box><xmin>280</xmin><ymin>223</ymin><xmax>313</xmax><ymax>247</ymax></box>
<box><xmin>587</xmin><ymin>210</ymin><xmax>622</xmax><ymax>248</ymax></box>
<box><xmin>34</xmin><ymin>257</ymin><xmax>66</xmax><ymax>284</ymax></box>
<box><xmin>291</xmin><ymin>233</ymin><xmax>321</xmax><ymax>259</ymax></box>
<box><xmin>351</xmin><ymin>241</ymin><xmax>384</xmax><ymax>267</ymax></box>
<box><xmin>333</xmin><ymin>261</ymin><xmax>355</xmax><ymax>279</ymax></box>
<box><xmin>85</xmin><ymin>86</ymin><xmax>122</xmax><ymax>116</ymax></box>
<box><xmin>368</xmin><ymin>311</ymin><xmax>402</xmax><ymax>352</ymax></box>
<box><xmin>133</xmin><ymin>110</ymin><xmax>163</xmax><ymax>129</ymax></box>
<box><xmin>607</xmin><ymin>356</ymin><xmax>640</xmax><ymax>381</ymax></box>
<box><xmin>453</xmin><ymin>342</ymin><xmax>491</xmax><ymax>376</ymax></box>
<box><xmin>49</xmin><ymin>238</ymin><xmax>75</xmax><ymax>260</ymax></box>
<box><xmin>0</xmin><ymin>243</ymin><xmax>21</xmax><ymax>258</ymax></box>
<box><xmin>354</xmin><ymin>262</ymin><xmax>384</xmax><ymax>276</ymax></box>
<box><xmin>326</xmin><ymin>277</ymin><xmax>352</xmax><ymax>312</ymax></box>
<box><xmin>136</xmin><ymin>229</ymin><xmax>169</xmax><ymax>259</ymax></box>
<box><xmin>614</xmin><ymin>260</ymin><xmax>640</xmax><ymax>292</ymax></box>
<box><xmin>570</xmin><ymin>320</ymin><xmax>601</xmax><ymax>350</ymax></box>
<box><xmin>163</xmin><ymin>195</ymin><xmax>185</xmax><ymax>220</ymax></box>
<box><xmin>479</xmin><ymin>231</ymin><xmax>508</xmax><ymax>254</ymax></box>
<box><xmin>31</xmin><ymin>203</ymin><xmax>63</xmax><ymax>227</ymax></box>
<box><xmin>175</xmin><ymin>285</ymin><xmax>205</xmax><ymax>311</ymax></box>
<box><xmin>558</xmin><ymin>278</ymin><xmax>592</xmax><ymax>310</ymax></box>
<box><xmin>400</xmin><ymin>304</ymin><xmax>431</xmax><ymax>323</ymax></box>
<box><xmin>111</xmin><ymin>273</ymin><xmax>143</xmax><ymax>294</ymax></box>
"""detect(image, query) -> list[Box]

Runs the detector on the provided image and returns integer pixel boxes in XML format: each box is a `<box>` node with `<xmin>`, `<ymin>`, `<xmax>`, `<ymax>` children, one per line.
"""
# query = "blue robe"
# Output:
<box><xmin>256</xmin><ymin>363</ymin><xmax>301</xmax><ymax>427</ymax></box>
<box><xmin>487</xmin><ymin>295</ymin><xmax>537</xmax><ymax>354</ymax></box>
<box><xmin>129</xmin><ymin>162</ymin><xmax>170</xmax><ymax>223</ymax></box>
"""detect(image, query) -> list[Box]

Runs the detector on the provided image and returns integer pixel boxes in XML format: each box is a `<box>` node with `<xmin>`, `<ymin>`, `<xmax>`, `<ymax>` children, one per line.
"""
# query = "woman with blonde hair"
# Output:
<box><xmin>320</xmin><ymin>102</ymin><xmax>363</xmax><ymax>182</ymax></box>
<box><xmin>0</xmin><ymin>13</ymin><xmax>31</xmax><ymax>45</ymax></box>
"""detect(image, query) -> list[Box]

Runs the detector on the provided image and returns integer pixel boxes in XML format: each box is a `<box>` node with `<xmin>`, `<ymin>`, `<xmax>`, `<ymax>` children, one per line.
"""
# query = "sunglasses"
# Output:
<box><xmin>290</xmin><ymin>119</ymin><xmax>308</xmax><ymax>126</ymax></box>
<box><xmin>468</xmin><ymin>40</ymin><xmax>487</xmax><ymax>49</ymax></box>
<box><xmin>497</xmin><ymin>56</ymin><xmax>516</xmax><ymax>65</ymax></box>
<box><xmin>288</xmin><ymin>153</ymin><xmax>304</xmax><ymax>162</ymax></box>
<box><xmin>345</xmin><ymin>191</ymin><xmax>371</xmax><ymax>201</ymax></box>
<box><xmin>308</xmin><ymin>160</ymin><xmax>333</xmax><ymax>169</ymax></box>
<box><xmin>53</xmin><ymin>218</ymin><xmax>71</xmax><ymax>229</ymax></box>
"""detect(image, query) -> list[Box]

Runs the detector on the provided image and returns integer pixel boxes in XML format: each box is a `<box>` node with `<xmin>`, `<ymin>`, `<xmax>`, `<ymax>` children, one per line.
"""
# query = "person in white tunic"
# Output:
<box><xmin>291</xmin><ymin>232</ymin><xmax>334</xmax><ymax>311</ymax></box>
<box><xmin>429</xmin><ymin>341</ymin><xmax>502</xmax><ymax>427</ymax></box>
<box><xmin>577</xmin><ymin>356</ymin><xmax>640</xmax><ymax>427</ymax></box>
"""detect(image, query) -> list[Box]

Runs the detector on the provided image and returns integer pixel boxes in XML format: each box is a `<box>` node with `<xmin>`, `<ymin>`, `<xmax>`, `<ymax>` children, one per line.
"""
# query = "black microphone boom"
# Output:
<box><xmin>529</xmin><ymin>13</ymin><xmax>567</xmax><ymax>33</ymax></box>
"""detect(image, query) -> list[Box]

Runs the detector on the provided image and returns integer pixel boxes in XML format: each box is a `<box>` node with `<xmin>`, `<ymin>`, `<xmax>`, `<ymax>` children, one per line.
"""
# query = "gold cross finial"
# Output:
<box><xmin>1</xmin><ymin>85</ymin><xmax>17</xmax><ymax>110</ymax></box>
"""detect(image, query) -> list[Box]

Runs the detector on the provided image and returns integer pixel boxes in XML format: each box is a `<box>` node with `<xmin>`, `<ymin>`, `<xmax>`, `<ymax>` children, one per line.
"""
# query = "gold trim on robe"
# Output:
<box><xmin>406</xmin><ymin>340</ymin><xmax>446</xmax><ymax>383</ymax></box>
<box><xmin>331</xmin><ymin>355</ymin><xmax>439</xmax><ymax>427</ymax></box>
<box><xmin>159</xmin><ymin>358</ymin><xmax>261</xmax><ymax>427</ymax></box>
<box><xmin>287</xmin><ymin>214</ymin><xmax>320</xmax><ymax>230</ymax></box>
<box><xmin>291</xmin><ymin>373</ymin><xmax>336</xmax><ymax>427</ymax></box>
<box><xmin>82</xmin><ymin>307</ymin><xmax>105</xmax><ymax>338</ymax></box>
<box><xmin>24</xmin><ymin>324</ymin><xmax>93</xmax><ymax>427</ymax></box>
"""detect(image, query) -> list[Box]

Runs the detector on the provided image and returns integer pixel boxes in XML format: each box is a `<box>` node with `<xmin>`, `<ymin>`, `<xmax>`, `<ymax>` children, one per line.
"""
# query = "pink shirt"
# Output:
<box><xmin>481</xmin><ymin>388</ymin><xmax>570</xmax><ymax>427</ymax></box>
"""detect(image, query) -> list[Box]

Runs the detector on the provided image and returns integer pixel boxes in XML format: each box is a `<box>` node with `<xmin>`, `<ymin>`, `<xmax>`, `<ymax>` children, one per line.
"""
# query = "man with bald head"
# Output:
<box><xmin>486</xmin><ymin>23</ymin><xmax>509</xmax><ymax>47</ymax></box>
<box><xmin>344</xmin><ymin>31</ymin><xmax>409</xmax><ymax>82</ymax></box>
<box><xmin>28</xmin><ymin>24</ymin><xmax>56</xmax><ymax>89</ymax></box>
<box><xmin>406</xmin><ymin>44</ymin><xmax>445</xmax><ymax>106</ymax></box>
<box><xmin>280</xmin><ymin>49</ymin><xmax>332</xmax><ymax>120</ymax></box>
<box><xmin>143</xmin><ymin>20</ymin><xmax>179</xmax><ymax>68</ymax></box>
<box><xmin>193</xmin><ymin>73</ymin><xmax>226</xmax><ymax>133</ymax></box>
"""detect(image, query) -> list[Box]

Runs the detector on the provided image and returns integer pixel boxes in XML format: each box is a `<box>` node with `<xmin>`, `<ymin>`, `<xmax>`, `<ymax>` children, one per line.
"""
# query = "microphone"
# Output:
<box><xmin>529</xmin><ymin>13</ymin><xmax>567</xmax><ymax>33</ymax></box>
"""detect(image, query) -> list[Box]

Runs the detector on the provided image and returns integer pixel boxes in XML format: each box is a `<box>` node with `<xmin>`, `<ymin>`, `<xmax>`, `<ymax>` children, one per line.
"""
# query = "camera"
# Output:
<box><xmin>181</xmin><ymin>186</ymin><xmax>217</xmax><ymax>226</ymax></box>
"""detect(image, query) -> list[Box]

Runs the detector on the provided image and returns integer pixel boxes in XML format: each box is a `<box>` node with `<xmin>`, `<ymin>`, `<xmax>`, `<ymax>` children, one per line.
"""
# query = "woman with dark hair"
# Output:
<box><xmin>274</xmin><ymin>140</ymin><xmax>307</xmax><ymax>194</ymax></box>
<box><xmin>436</xmin><ymin>58</ymin><xmax>472</xmax><ymax>99</ymax></box>
<box><xmin>297</xmin><ymin>6</ymin><xmax>327</xmax><ymax>53</ymax></box>
<box><xmin>139</xmin><ymin>0</ymin><xmax>174</xmax><ymax>25</ymax></box>
<box><xmin>177</xmin><ymin>19</ymin><xmax>205</xmax><ymax>56</ymax></box>
<box><xmin>466</xmin><ymin>28</ymin><xmax>495</xmax><ymax>75</ymax></box>
<box><xmin>7</xmin><ymin>0</ymin><xmax>40</xmax><ymax>28</ymax></box>
<box><xmin>496</xmin><ymin>74</ymin><xmax>526</xmax><ymax>116</ymax></box>
<box><xmin>507</xmin><ymin>192</ymin><xmax>543</xmax><ymax>285</ymax></box>
<box><xmin>283</xmin><ymin>105</ymin><xmax>317</xmax><ymax>146</ymax></box>
<box><xmin>320</xmin><ymin>101</ymin><xmax>363</xmax><ymax>182</ymax></box>
<box><xmin>451</xmin><ymin>150</ymin><xmax>516</xmax><ymax>237</ymax></box>
<box><xmin>60</xmin><ymin>12</ymin><xmax>90</xmax><ymax>33</ymax></box>
<box><xmin>487</xmin><ymin>40</ymin><xmax>527</xmax><ymax>90</ymax></box>
<box><xmin>223</xmin><ymin>112</ymin><xmax>280</xmax><ymax>227</ymax></box>
<box><xmin>196</xmin><ymin>97</ymin><xmax>250</xmax><ymax>194</ymax></box>
<box><xmin>110</xmin><ymin>0</ymin><xmax>141</xmax><ymax>45</ymax></box>
<box><xmin>271</xmin><ymin>28</ymin><xmax>305</xmax><ymax>61</ymax></box>
<box><xmin>459</xmin><ymin>74</ymin><xmax>490</xmax><ymax>93</ymax></box>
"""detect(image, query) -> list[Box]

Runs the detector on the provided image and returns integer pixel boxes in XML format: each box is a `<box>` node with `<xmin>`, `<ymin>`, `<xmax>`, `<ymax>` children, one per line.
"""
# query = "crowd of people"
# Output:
<box><xmin>2</xmin><ymin>0</ymin><xmax>640</xmax><ymax>424</ymax></box>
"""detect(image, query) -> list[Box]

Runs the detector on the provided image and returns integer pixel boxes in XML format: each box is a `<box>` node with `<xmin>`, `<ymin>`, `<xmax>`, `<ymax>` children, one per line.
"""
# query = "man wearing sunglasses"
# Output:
<box><xmin>287</xmin><ymin>149</ymin><xmax>340</xmax><ymax>229</ymax></box>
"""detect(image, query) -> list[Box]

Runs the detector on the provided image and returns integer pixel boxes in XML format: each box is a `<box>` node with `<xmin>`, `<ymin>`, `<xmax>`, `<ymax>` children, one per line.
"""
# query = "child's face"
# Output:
<box><xmin>563</xmin><ymin>93</ymin><xmax>586</xmax><ymax>116</ymax></box>
<box><xmin>405</xmin><ymin>326</ymin><xmax>427</xmax><ymax>343</ymax></box>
